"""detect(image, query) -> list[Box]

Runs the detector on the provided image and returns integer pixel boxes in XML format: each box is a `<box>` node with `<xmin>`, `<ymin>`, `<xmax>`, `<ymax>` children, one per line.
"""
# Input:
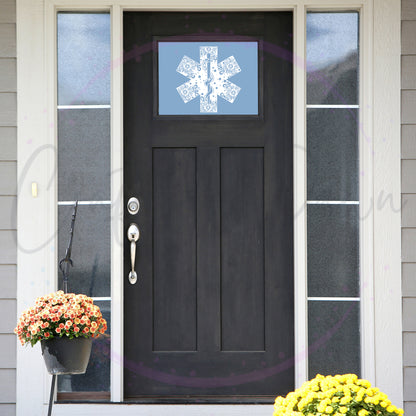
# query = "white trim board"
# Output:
<box><xmin>293</xmin><ymin>2</ymin><xmax>308</xmax><ymax>389</ymax></box>
<box><xmin>48</xmin><ymin>404</ymin><xmax>274</xmax><ymax>416</ymax></box>
<box><xmin>16</xmin><ymin>1</ymin><xmax>402</xmax><ymax>415</ymax></box>
<box><xmin>372</xmin><ymin>0</ymin><xmax>402</xmax><ymax>402</ymax></box>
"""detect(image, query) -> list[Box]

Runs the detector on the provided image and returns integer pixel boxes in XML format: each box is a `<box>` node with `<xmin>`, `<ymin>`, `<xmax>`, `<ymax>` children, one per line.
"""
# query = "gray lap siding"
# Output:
<box><xmin>0</xmin><ymin>0</ymin><xmax>17</xmax><ymax>414</ymax></box>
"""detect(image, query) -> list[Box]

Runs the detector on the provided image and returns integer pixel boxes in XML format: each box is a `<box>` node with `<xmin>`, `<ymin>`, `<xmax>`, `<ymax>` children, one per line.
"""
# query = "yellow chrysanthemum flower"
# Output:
<box><xmin>357</xmin><ymin>379</ymin><xmax>371</xmax><ymax>388</ymax></box>
<box><xmin>298</xmin><ymin>399</ymin><xmax>306</xmax><ymax>410</ymax></box>
<box><xmin>349</xmin><ymin>384</ymin><xmax>360</xmax><ymax>393</ymax></box>
<box><xmin>379</xmin><ymin>393</ymin><xmax>388</xmax><ymax>401</ymax></box>
<box><xmin>342</xmin><ymin>387</ymin><xmax>351</xmax><ymax>396</ymax></box>
<box><xmin>272</xmin><ymin>374</ymin><xmax>402</xmax><ymax>416</ymax></box>
<box><xmin>365</xmin><ymin>389</ymin><xmax>374</xmax><ymax>397</ymax></box>
<box><xmin>287</xmin><ymin>392</ymin><xmax>297</xmax><ymax>401</ymax></box>
<box><xmin>340</xmin><ymin>396</ymin><xmax>351</xmax><ymax>405</ymax></box>
<box><xmin>356</xmin><ymin>389</ymin><xmax>366</xmax><ymax>402</ymax></box>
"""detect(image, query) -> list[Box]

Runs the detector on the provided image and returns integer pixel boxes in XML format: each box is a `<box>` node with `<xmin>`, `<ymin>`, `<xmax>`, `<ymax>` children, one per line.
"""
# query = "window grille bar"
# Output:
<box><xmin>307</xmin><ymin>201</ymin><xmax>359</xmax><ymax>205</ymax></box>
<box><xmin>306</xmin><ymin>104</ymin><xmax>359</xmax><ymax>109</ymax></box>
<box><xmin>58</xmin><ymin>105</ymin><xmax>111</xmax><ymax>109</ymax></box>
<box><xmin>58</xmin><ymin>201</ymin><xmax>111</xmax><ymax>206</ymax></box>
<box><xmin>308</xmin><ymin>297</ymin><xmax>360</xmax><ymax>301</ymax></box>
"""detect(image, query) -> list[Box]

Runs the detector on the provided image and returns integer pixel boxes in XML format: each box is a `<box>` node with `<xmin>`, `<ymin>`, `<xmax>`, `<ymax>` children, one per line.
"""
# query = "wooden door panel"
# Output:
<box><xmin>124</xmin><ymin>11</ymin><xmax>293</xmax><ymax>402</ymax></box>
<box><xmin>153</xmin><ymin>148</ymin><xmax>197</xmax><ymax>352</ymax></box>
<box><xmin>220</xmin><ymin>148</ymin><xmax>265</xmax><ymax>352</ymax></box>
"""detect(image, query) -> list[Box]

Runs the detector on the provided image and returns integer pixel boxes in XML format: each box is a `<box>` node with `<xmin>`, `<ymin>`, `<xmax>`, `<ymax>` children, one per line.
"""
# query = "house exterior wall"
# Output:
<box><xmin>0</xmin><ymin>0</ymin><xmax>17</xmax><ymax>415</ymax></box>
<box><xmin>0</xmin><ymin>1</ymin><xmax>410</xmax><ymax>415</ymax></box>
<box><xmin>402</xmin><ymin>1</ymin><xmax>416</xmax><ymax>414</ymax></box>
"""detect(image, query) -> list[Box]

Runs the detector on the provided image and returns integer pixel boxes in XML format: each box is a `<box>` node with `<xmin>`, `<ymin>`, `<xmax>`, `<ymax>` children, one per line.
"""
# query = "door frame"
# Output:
<box><xmin>16</xmin><ymin>0</ymin><xmax>401</xmax><ymax>415</ymax></box>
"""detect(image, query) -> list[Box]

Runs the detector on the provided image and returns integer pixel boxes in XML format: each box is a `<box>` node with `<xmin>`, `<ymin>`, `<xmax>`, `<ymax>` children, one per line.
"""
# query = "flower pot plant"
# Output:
<box><xmin>14</xmin><ymin>290</ymin><xmax>107</xmax><ymax>375</ymax></box>
<box><xmin>274</xmin><ymin>374</ymin><xmax>403</xmax><ymax>416</ymax></box>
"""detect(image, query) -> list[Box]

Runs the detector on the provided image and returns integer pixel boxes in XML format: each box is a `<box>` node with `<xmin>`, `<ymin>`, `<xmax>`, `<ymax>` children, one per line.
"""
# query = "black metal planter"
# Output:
<box><xmin>41</xmin><ymin>337</ymin><xmax>92</xmax><ymax>375</ymax></box>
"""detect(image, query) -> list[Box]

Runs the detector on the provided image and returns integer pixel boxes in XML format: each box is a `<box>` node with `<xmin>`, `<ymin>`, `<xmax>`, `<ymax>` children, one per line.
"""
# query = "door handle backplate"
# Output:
<box><xmin>127</xmin><ymin>223</ymin><xmax>140</xmax><ymax>284</ymax></box>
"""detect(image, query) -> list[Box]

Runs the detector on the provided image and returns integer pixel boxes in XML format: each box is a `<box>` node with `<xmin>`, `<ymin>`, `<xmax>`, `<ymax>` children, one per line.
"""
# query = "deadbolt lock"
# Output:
<box><xmin>127</xmin><ymin>197</ymin><xmax>140</xmax><ymax>215</ymax></box>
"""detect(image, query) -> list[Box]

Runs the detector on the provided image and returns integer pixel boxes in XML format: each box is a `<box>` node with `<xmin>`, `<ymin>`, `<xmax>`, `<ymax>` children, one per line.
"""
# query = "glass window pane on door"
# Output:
<box><xmin>158</xmin><ymin>42</ymin><xmax>258</xmax><ymax>115</ymax></box>
<box><xmin>57</xmin><ymin>12</ymin><xmax>111</xmax><ymax>400</ymax></box>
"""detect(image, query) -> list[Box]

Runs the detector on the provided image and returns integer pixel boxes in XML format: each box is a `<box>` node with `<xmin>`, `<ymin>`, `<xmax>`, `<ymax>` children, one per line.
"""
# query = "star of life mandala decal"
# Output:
<box><xmin>158</xmin><ymin>42</ymin><xmax>258</xmax><ymax>115</ymax></box>
<box><xmin>176</xmin><ymin>46</ymin><xmax>242</xmax><ymax>113</ymax></box>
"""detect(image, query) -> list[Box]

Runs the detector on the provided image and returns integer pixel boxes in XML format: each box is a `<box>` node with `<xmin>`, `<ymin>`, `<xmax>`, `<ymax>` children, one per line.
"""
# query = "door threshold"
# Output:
<box><xmin>57</xmin><ymin>395</ymin><xmax>276</xmax><ymax>405</ymax></box>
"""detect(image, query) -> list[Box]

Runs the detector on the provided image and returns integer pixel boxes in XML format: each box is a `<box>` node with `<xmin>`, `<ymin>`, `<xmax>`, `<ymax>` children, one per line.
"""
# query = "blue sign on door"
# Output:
<box><xmin>158</xmin><ymin>42</ymin><xmax>258</xmax><ymax>115</ymax></box>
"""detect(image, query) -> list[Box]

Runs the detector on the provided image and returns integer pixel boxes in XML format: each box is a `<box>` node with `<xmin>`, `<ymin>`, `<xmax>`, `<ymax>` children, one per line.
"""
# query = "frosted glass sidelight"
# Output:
<box><xmin>58</xmin><ymin>205</ymin><xmax>110</xmax><ymax>298</ymax></box>
<box><xmin>58</xmin><ymin>109</ymin><xmax>110</xmax><ymax>201</ymax></box>
<box><xmin>57</xmin><ymin>13</ymin><xmax>111</xmax><ymax>105</ymax></box>
<box><xmin>58</xmin><ymin>301</ymin><xmax>110</xmax><ymax>394</ymax></box>
<box><xmin>307</xmin><ymin>12</ymin><xmax>359</xmax><ymax>105</ymax></box>
<box><xmin>306</xmin><ymin>11</ymin><xmax>361</xmax><ymax>379</ymax></box>
<box><xmin>308</xmin><ymin>301</ymin><xmax>360</xmax><ymax>377</ymax></box>
<box><xmin>307</xmin><ymin>204</ymin><xmax>359</xmax><ymax>298</ymax></box>
<box><xmin>307</xmin><ymin>108</ymin><xmax>359</xmax><ymax>201</ymax></box>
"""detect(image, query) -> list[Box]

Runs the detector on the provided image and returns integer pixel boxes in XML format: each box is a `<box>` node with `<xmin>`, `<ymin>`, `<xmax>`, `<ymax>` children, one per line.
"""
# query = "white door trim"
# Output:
<box><xmin>16</xmin><ymin>0</ymin><xmax>402</xmax><ymax>415</ymax></box>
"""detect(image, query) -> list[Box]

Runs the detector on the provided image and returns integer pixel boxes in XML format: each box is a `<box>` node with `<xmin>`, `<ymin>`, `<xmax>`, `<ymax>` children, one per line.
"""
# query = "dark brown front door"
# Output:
<box><xmin>123</xmin><ymin>11</ymin><xmax>293</xmax><ymax>402</ymax></box>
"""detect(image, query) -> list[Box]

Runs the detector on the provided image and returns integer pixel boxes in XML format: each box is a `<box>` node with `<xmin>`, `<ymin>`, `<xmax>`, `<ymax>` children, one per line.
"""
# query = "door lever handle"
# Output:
<box><xmin>127</xmin><ymin>223</ymin><xmax>140</xmax><ymax>284</ymax></box>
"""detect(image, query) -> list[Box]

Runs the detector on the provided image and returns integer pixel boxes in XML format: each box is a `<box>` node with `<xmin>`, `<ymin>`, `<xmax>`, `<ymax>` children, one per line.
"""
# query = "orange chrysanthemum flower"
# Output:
<box><xmin>15</xmin><ymin>291</ymin><xmax>107</xmax><ymax>347</ymax></box>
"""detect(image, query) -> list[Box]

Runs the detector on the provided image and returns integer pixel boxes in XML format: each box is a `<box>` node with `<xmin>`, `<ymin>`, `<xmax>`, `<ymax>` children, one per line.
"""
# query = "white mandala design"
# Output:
<box><xmin>176</xmin><ymin>46</ymin><xmax>242</xmax><ymax>113</ymax></box>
